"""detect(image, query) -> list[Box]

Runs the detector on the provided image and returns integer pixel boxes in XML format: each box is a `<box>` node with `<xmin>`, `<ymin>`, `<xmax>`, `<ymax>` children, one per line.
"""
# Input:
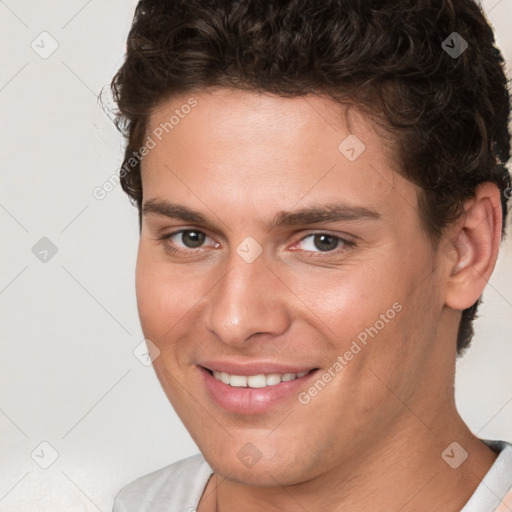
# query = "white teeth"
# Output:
<box><xmin>265</xmin><ymin>373</ymin><xmax>282</xmax><ymax>386</ymax></box>
<box><xmin>210</xmin><ymin>369</ymin><xmax>312</xmax><ymax>387</ymax></box>
<box><xmin>247</xmin><ymin>374</ymin><xmax>267</xmax><ymax>388</ymax></box>
<box><xmin>229</xmin><ymin>375</ymin><xmax>248</xmax><ymax>387</ymax></box>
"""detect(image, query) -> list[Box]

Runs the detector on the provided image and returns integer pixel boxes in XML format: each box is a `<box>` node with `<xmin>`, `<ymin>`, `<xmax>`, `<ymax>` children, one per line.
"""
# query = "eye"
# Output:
<box><xmin>157</xmin><ymin>229</ymin><xmax>355</xmax><ymax>258</ymax></box>
<box><xmin>294</xmin><ymin>233</ymin><xmax>354</xmax><ymax>255</ymax></box>
<box><xmin>158</xmin><ymin>229</ymin><xmax>216</xmax><ymax>255</ymax></box>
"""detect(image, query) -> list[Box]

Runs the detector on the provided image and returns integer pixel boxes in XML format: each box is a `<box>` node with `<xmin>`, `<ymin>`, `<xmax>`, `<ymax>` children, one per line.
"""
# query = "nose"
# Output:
<box><xmin>202</xmin><ymin>249</ymin><xmax>291</xmax><ymax>347</ymax></box>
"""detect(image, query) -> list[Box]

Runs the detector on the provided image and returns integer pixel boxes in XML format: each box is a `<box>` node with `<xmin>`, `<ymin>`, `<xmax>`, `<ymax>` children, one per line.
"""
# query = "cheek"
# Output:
<box><xmin>284</xmin><ymin>259</ymin><xmax>398</xmax><ymax>335</ymax></box>
<box><xmin>135</xmin><ymin>241</ymin><xmax>217</xmax><ymax>357</ymax></box>
<box><xmin>135</xmin><ymin>244</ymin><xmax>185</xmax><ymax>340</ymax></box>
<box><xmin>303</xmin><ymin>260</ymin><xmax>428</xmax><ymax>376</ymax></box>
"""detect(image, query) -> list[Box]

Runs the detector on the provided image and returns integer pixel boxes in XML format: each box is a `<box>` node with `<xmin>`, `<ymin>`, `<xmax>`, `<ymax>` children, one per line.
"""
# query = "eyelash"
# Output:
<box><xmin>156</xmin><ymin>229</ymin><xmax>355</xmax><ymax>258</ymax></box>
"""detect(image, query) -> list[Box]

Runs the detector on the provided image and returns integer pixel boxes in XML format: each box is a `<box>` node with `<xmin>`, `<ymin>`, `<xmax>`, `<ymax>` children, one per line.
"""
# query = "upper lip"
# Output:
<box><xmin>198</xmin><ymin>359</ymin><xmax>319</xmax><ymax>376</ymax></box>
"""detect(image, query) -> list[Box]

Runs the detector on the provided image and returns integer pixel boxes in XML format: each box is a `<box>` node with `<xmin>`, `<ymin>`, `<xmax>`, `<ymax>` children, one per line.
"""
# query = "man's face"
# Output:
<box><xmin>136</xmin><ymin>88</ymin><xmax>450</xmax><ymax>485</ymax></box>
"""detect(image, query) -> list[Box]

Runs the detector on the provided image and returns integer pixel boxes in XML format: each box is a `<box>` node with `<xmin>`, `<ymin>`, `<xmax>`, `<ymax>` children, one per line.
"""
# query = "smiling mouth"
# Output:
<box><xmin>201</xmin><ymin>367</ymin><xmax>319</xmax><ymax>388</ymax></box>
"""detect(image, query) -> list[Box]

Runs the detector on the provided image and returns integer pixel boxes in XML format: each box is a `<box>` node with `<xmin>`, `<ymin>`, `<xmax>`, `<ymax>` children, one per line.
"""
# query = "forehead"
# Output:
<box><xmin>141</xmin><ymin>88</ymin><xmax>418</xmax><ymax>228</ymax></box>
<box><xmin>144</xmin><ymin>88</ymin><xmax>395</xmax><ymax>165</ymax></box>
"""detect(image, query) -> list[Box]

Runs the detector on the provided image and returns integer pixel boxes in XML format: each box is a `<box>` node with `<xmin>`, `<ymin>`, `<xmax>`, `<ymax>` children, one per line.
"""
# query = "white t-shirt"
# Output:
<box><xmin>112</xmin><ymin>440</ymin><xmax>512</xmax><ymax>512</ymax></box>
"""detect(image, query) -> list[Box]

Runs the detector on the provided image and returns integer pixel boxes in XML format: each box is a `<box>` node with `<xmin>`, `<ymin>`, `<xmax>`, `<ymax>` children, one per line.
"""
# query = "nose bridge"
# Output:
<box><xmin>204</xmin><ymin>248</ymin><xmax>289</xmax><ymax>345</ymax></box>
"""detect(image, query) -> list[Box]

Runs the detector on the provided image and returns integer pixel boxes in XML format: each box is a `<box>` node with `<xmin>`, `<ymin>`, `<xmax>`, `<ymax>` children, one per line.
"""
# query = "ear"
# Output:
<box><xmin>444</xmin><ymin>182</ymin><xmax>503</xmax><ymax>311</ymax></box>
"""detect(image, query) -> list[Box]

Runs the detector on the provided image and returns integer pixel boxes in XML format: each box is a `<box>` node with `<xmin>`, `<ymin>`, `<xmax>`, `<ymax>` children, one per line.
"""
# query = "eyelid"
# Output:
<box><xmin>157</xmin><ymin>228</ymin><xmax>355</xmax><ymax>257</ymax></box>
<box><xmin>290</xmin><ymin>231</ymin><xmax>355</xmax><ymax>254</ymax></box>
<box><xmin>157</xmin><ymin>228</ymin><xmax>218</xmax><ymax>250</ymax></box>
<box><xmin>295</xmin><ymin>229</ymin><xmax>354</xmax><ymax>244</ymax></box>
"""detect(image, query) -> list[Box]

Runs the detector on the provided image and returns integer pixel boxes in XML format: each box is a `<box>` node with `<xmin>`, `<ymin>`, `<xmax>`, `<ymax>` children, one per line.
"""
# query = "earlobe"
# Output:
<box><xmin>444</xmin><ymin>183</ymin><xmax>503</xmax><ymax>310</ymax></box>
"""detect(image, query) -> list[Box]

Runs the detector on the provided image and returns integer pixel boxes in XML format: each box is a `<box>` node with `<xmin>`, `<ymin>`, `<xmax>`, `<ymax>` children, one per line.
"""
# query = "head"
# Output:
<box><xmin>109</xmin><ymin>0</ymin><xmax>511</xmax><ymax>487</ymax></box>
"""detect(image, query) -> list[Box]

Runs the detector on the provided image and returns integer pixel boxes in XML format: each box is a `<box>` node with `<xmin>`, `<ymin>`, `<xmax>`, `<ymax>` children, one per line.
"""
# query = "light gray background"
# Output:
<box><xmin>1</xmin><ymin>1</ymin><xmax>511</xmax><ymax>510</ymax></box>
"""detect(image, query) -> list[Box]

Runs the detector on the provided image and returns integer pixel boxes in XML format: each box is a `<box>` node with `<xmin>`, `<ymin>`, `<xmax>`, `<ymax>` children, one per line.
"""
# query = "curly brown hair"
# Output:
<box><xmin>109</xmin><ymin>0</ymin><xmax>511</xmax><ymax>354</ymax></box>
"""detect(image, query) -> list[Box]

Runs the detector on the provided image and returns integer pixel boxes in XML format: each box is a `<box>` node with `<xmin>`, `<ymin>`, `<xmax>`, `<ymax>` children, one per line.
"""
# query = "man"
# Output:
<box><xmin>110</xmin><ymin>0</ymin><xmax>512</xmax><ymax>510</ymax></box>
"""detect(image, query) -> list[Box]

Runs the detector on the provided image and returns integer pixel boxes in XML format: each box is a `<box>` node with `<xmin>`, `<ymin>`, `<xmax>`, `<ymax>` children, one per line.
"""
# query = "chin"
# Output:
<box><xmin>198</xmin><ymin>440</ymin><xmax>312</xmax><ymax>487</ymax></box>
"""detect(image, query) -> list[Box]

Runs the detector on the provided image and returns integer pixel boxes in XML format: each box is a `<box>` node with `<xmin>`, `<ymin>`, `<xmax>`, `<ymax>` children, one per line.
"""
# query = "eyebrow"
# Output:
<box><xmin>142</xmin><ymin>198</ymin><xmax>381</xmax><ymax>230</ymax></box>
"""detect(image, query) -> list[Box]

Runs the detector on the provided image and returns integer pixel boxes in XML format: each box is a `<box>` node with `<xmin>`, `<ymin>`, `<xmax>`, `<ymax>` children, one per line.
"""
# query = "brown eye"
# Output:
<box><xmin>158</xmin><ymin>229</ymin><xmax>213</xmax><ymax>255</ymax></box>
<box><xmin>312</xmin><ymin>234</ymin><xmax>339</xmax><ymax>252</ymax></box>
<box><xmin>179</xmin><ymin>230</ymin><xmax>206</xmax><ymax>248</ymax></box>
<box><xmin>298</xmin><ymin>233</ymin><xmax>350</xmax><ymax>254</ymax></box>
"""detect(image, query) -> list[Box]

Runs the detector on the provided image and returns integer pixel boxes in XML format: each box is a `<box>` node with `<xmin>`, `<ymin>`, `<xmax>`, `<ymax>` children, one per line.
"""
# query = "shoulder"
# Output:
<box><xmin>482</xmin><ymin>439</ymin><xmax>512</xmax><ymax>483</ymax></box>
<box><xmin>462</xmin><ymin>440</ymin><xmax>512</xmax><ymax>512</ymax></box>
<box><xmin>113</xmin><ymin>453</ymin><xmax>213</xmax><ymax>512</ymax></box>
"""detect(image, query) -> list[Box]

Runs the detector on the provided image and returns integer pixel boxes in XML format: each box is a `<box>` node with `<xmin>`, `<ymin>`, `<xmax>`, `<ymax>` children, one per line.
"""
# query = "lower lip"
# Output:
<box><xmin>199</xmin><ymin>366</ymin><xmax>319</xmax><ymax>414</ymax></box>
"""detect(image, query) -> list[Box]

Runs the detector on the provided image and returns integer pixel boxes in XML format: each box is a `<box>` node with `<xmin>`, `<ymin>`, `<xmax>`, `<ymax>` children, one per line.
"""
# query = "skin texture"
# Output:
<box><xmin>136</xmin><ymin>88</ymin><xmax>502</xmax><ymax>511</ymax></box>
